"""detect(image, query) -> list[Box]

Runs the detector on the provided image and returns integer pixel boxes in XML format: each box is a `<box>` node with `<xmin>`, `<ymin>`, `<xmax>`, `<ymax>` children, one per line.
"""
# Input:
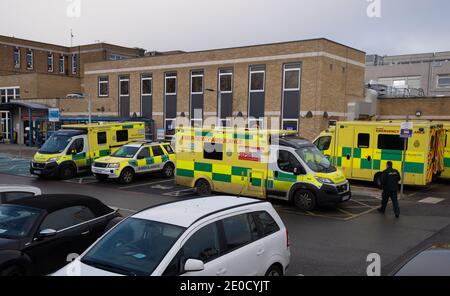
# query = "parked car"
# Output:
<box><xmin>54</xmin><ymin>196</ymin><xmax>290</xmax><ymax>276</ymax></box>
<box><xmin>393</xmin><ymin>244</ymin><xmax>450</xmax><ymax>276</ymax></box>
<box><xmin>0</xmin><ymin>185</ymin><xmax>42</xmax><ymax>204</ymax></box>
<box><xmin>0</xmin><ymin>194</ymin><xmax>121</xmax><ymax>276</ymax></box>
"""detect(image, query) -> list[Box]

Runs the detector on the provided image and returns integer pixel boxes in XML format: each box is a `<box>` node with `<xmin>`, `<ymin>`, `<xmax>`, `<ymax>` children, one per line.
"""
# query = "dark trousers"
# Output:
<box><xmin>380</xmin><ymin>190</ymin><xmax>400</xmax><ymax>216</ymax></box>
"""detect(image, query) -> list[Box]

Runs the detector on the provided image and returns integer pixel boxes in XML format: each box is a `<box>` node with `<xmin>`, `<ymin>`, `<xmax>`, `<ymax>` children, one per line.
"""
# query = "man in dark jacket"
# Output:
<box><xmin>377</xmin><ymin>161</ymin><xmax>401</xmax><ymax>218</ymax></box>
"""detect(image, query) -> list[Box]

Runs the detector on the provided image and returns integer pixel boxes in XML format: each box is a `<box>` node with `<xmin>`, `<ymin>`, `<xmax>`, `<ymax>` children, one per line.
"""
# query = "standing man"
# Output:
<box><xmin>377</xmin><ymin>161</ymin><xmax>401</xmax><ymax>218</ymax></box>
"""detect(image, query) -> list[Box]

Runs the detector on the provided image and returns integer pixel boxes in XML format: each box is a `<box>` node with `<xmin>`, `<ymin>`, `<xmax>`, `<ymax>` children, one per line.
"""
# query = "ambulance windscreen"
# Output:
<box><xmin>295</xmin><ymin>146</ymin><xmax>336</xmax><ymax>173</ymax></box>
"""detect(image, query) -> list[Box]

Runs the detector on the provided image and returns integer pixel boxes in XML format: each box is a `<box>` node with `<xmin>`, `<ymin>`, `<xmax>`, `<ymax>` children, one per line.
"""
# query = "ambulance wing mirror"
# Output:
<box><xmin>293</xmin><ymin>166</ymin><xmax>306</xmax><ymax>176</ymax></box>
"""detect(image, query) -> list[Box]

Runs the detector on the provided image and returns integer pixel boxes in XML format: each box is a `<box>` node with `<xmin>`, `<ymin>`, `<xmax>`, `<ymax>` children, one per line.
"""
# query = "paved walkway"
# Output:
<box><xmin>0</xmin><ymin>143</ymin><xmax>38</xmax><ymax>158</ymax></box>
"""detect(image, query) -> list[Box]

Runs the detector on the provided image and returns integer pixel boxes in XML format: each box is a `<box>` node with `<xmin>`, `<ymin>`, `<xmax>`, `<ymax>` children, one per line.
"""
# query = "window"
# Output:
<box><xmin>72</xmin><ymin>54</ymin><xmax>78</xmax><ymax>74</ymax></box>
<box><xmin>165</xmin><ymin>73</ymin><xmax>177</xmax><ymax>95</ymax></box>
<box><xmin>358</xmin><ymin>134</ymin><xmax>370</xmax><ymax>148</ymax></box>
<box><xmin>249</xmin><ymin>66</ymin><xmax>265</xmax><ymax>92</ymax></box>
<box><xmin>163</xmin><ymin>144</ymin><xmax>174</xmax><ymax>154</ymax></box>
<box><xmin>98</xmin><ymin>76</ymin><xmax>109</xmax><ymax>97</ymax></box>
<box><xmin>40</xmin><ymin>206</ymin><xmax>95</xmax><ymax>231</ymax></box>
<box><xmin>277</xmin><ymin>150</ymin><xmax>301</xmax><ymax>173</ymax></box>
<box><xmin>219</xmin><ymin>69</ymin><xmax>233</xmax><ymax>93</ymax></box>
<box><xmin>437</xmin><ymin>74</ymin><xmax>450</xmax><ymax>88</ymax></box>
<box><xmin>221</xmin><ymin>214</ymin><xmax>253</xmax><ymax>251</ymax></box>
<box><xmin>191</xmin><ymin>70</ymin><xmax>204</xmax><ymax>94</ymax></box>
<box><xmin>183</xmin><ymin>223</ymin><xmax>221</xmax><ymax>263</ymax></box>
<box><xmin>68</xmin><ymin>138</ymin><xmax>84</xmax><ymax>154</ymax></box>
<box><xmin>119</xmin><ymin>76</ymin><xmax>130</xmax><ymax>96</ymax></box>
<box><xmin>253</xmin><ymin>211</ymin><xmax>280</xmax><ymax>237</ymax></box>
<box><xmin>47</xmin><ymin>53</ymin><xmax>54</xmax><ymax>72</ymax></box>
<box><xmin>284</xmin><ymin>64</ymin><xmax>301</xmax><ymax>90</ymax></box>
<box><xmin>141</xmin><ymin>74</ymin><xmax>152</xmax><ymax>95</ymax></box>
<box><xmin>378</xmin><ymin>134</ymin><xmax>406</xmax><ymax>150</ymax></box>
<box><xmin>203</xmin><ymin>142</ymin><xmax>223</xmax><ymax>160</ymax></box>
<box><xmin>109</xmin><ymin>54</ymin><xmax>126</xmax><ymax>61</ymax></box>
<box><xmin>137</xmin><ymin>147</ymin><xmax>150</xmax><ymax>159</ymax></box>
<box><xmin>116</xmin><ymin>130</ymin><xmax>129</xmax><ymax>142</ymax></box>
<box><xmin>2</xmin><ymin>192</ymin><xmax>36</xmax><ymax>203</ymax></box>
<box><xmin>59</xmin><ymin>55</ymin><xmax>65</xmax><ymax>73</ymax></box>
<box><xmin>151</xmin><ymin>145</ymin><xmax>164</xmax><ymax>157</ymax></box>
<box><xmin>378</xmin><ymin>76</ymin><xmax>421</xmax><ymax>89</ymax></box>
<box><xmin>13</xmin><ymin>48</ymin><xmax>21</xmax><ymax>68</ymax></box>
<box><xmin>314</xmin><ymin>136</ymin><xmax>331</xmax><ymax>151</ymax></box>
<box><xmin>97</xmin><ymin>132</ymin><xmax>107</xmax><ymax>145</ymax></box>
<box><xmin>26</xmin><ymin>49</ymin><xmax>33</xmax><ymax>69</ymax></box>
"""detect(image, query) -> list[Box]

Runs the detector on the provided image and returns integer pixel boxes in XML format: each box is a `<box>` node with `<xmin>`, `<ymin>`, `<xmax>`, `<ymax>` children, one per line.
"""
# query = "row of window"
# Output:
<box><xmin>12</xmin><ymin>47</ymin><xmax>77</xmax><ymax>74</ymax></box>
<box><xmin>316</xmin><ymin>134</ymin><xmax>407</xmax><ymax>152</ymax></box>
<box><xmin>377</xmin><ymin>74</ymin><xmax>450</xmax><ymax>89</ymax></box>
<box><xmin>97</xmin><ymin>64</ymin><xmax>301</xmax><ymax>97</ymax></box>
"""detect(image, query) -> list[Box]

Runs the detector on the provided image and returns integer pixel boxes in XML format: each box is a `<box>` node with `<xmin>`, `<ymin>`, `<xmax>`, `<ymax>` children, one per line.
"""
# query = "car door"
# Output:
<box><xmin>67</xmin><ymin>136</ymin><xmax>89</xmax><ymax>170</ymax></box>
<box><xmin>136</xmin><ymin>147</ymin><xmax>153</xmax><ymax>173</ymax></box>
<box><xmin>151</xmin><ymin>145</ymin><xmax>167</xmax><ymax>170</ymax></box>
<box><xmin>216</xmin><ymin>213</ymin><xmax>263</xmax><ymax>276</ymax></box>
<box><xmin>24</xmin><ymin>206</ymin><xmax>94</xmax><ymax>275</ymax></box>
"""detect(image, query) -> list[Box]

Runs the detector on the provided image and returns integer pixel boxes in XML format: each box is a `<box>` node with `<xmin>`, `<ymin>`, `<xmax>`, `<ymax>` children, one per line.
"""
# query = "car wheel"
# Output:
<box><xmin>0</xmin><ymin>265</ymin><xmax>25</xmax><ymax>276</ymax></box>
<box><xmin>104</xmin><ymin>216</ymin><xmax>124</xmax><ymax>232</ymax></box>
<box><xmin>265</xmin><ymin>264</ymin><xmax>283</xmax><ymax>276</ymax></box>
<box><xmin>119</xmin><ymin>168</ymin><xmax>134</xmax><ymax>184</ymax></box>
<box><xmin>162</xmin><ymin>163</ymin><xmax>175</xmax><ymax>178</ymax></box>
<box><xmin>294</xmin><ymin>189</ymin><xmax>317</xmax><ymax>211</ymax></box>
<box><xmin>59</xmin><ymin>164</ymin><xmax>76</xmax><ymax>180</ymax></box>
<box><xmin>196</xmin><ymin>179</ymin><xmax>212</xmax><ymax>196</ymax></box>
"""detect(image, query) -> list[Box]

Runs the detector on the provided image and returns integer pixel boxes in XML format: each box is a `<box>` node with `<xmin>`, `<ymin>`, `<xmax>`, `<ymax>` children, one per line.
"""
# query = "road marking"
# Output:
<box><xmin>119</xmin><ymin>179</ymin><xmax>174</xmax><ymax>189</ymax></box>
<box><xmin>418</xmin><ymin>197</ymin><xmax>445</xmax><ymax>204</ymax></box>
<box><xmin>163</xmin><ymin>188</ymin><xmax>196</xmax><ymax>197</ymax></box>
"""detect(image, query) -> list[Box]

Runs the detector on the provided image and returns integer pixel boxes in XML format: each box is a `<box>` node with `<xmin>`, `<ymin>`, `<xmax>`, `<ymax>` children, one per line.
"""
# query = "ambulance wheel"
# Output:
<box><xmin>119</xmin><ymin>168</ymin><xmax>135</xmax><ymax>184</ymax></box>
<box><xmin>59</xmin><ymin>164</ymin><xmax>76</xmax><ymax>180</ymax></box>
<box><xmin>196</xmin><ymin>179</ymin><xmax>212</xmax><ymax>196</ymax></box>
<box><xmin>293</xmin><ymin>189</ymin><xmax>316</xmax><ymax>211</ymax></box>
<box><xmin>374</xmin><ymin>173</ymin><xmax>382</xmax><ymax>189</ymax></box>
<box><xmin>162</xmin><ymin>163</ymin><xmax>175</xmax><ymax>178</ymax></box>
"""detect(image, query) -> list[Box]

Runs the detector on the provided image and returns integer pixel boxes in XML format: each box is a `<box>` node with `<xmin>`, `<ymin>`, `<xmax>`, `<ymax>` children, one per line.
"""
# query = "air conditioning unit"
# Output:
<box><xmin>347</xmin><ymin>88</ymin><xmax>378</xmax><ymax>120</ymax></box>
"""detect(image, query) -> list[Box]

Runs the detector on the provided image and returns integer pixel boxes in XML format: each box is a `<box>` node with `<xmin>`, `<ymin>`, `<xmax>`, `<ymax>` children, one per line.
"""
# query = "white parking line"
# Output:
<box><xmin>108</xmin><ymin>206</ymin><xmax>137</xmax><ymax>213</ymax></box>
<box><xmin>418</xmin><ymin>197</ymin><xmax>445</xmax><ymax>204</ymax></box>
<box><xmin>119</xmin><ymin>179</ymin><xmax>174</xmax><ymax>190</ymax></box>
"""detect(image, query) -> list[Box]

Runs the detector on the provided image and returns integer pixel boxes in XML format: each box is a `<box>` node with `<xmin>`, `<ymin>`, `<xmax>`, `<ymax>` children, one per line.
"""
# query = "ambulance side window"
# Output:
<box><xmin>357</xmin><ymin>134</ymin><xmax>370</xmax><ymax>148</ymax></box>
<box><xmin>378</xmin><ymin>134</ymin><xmax>406</xmax><ymax>150</ymax></box>
<box><xmin>277</xmin><ymin>150</ymin><xmax>301</xmax><ymax>173</ymax></box>
<box><xmin>68</xmin><ymin>138</ymin><xmax>84</xmax><ymax>154</ymax></box>
<box><xmin>151</xmin><ymin>145</ymin><xmax>164</xmax><ymax>157</ymax></box>
<box><xmin>315</xmin><ymin>136</ymin><xmax>331</xmax><ymax>151</ymax></box>
<box><xmin>137</xmin><ymin>147</ymin><xmax>150</xmax><ymax>159</ymax></box>
<box><xmin>203</xmin><ymin>143</ymin><xmax>223</xmax><ymax>160</ymax></box>
<box><xmin>116</xmin><ymin>130</ymin><xmax>128</xmax><ymax>142</ymax></box>
<box><xmin>97</xmin><ymin>132</ymin><xmax>107</xmax><ymax>145</ymax></box>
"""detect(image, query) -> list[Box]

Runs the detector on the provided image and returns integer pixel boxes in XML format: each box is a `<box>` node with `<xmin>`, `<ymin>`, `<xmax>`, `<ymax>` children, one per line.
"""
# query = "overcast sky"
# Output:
<box><xmin>0</xmin><ymin>0</ymin><xmax>449</xmax><ymax>55</ymax></box>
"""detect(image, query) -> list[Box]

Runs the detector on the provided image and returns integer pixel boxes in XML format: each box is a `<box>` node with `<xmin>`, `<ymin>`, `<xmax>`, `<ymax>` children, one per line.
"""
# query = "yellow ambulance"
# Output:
<box><xmin>175</xmin><ymin>128</ymin><xmax>351</xmax><ymax>211</ymax></box>
<box><xmin>30</xmin><ymin>122</ymin><xmax>146</xmax><ymax>179</ymax></box>
<box><xmin>440</xmin><ymin>123</ymin><xmax>450</xmax><ymax>179</ymax></box>
<box><xmin>313</xmin><ymin>121</ymin><xmax>445</xmax><ymax>186</ymax></box>
<box><xmin>92</xmin><ymin>141</ymin><xmax>175</xmax><ymax>184</ymax></box>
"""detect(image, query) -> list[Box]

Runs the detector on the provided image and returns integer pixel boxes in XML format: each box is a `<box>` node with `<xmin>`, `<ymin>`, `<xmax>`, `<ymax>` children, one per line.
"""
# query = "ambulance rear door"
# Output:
<box><xmin>336</xmin><ymin>124</ymin><xmax>354</xmax><ymax>178</ymax></box>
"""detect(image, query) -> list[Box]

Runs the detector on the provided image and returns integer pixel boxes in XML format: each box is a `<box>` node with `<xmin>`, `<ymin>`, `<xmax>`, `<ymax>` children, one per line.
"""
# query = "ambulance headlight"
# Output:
<box><xmin>107</xmin><ymin>163</ymin><xmax>120</xmax><ymax>168</ymax></box>
<box><xmin>48</xmin><ymin>157</ymin><xmax>60</xmax><ymax>163</ymax></box>
<box><xmin>315</xmin><ymin>177</ymin><xmax>334</xmax><ymax>184</ymax></box>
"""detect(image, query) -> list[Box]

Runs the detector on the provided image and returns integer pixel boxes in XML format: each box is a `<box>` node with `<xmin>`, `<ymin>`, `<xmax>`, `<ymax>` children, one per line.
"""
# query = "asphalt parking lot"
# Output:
<box><xmin>1</xmin><ymin>152</ymin><xmax>449</xmax><ymax>275</ymax></box>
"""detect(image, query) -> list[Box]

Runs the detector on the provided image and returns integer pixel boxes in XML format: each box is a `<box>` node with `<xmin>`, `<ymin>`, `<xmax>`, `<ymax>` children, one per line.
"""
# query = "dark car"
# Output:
<box><xmin>0</xmin><ymin>194</ymin><xmax>121</xmax><ymax>276</ymax></box>
<box><xmin>393</xmin><ymin>244</ymin><xmax>450</xmax><ymax>276</ymax></box>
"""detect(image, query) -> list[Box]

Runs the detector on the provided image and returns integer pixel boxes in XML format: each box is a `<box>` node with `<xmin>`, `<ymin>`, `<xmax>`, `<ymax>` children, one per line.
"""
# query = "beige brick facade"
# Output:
<box><xmin>377</xmin><ymin>97</ymin><xmax>450</xmax><ymax>121</ymax></box>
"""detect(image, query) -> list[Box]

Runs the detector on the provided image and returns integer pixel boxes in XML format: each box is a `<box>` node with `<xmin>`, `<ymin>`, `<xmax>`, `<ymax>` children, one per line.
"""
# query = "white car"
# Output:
<box><xmin>54</xmin><ymin>196</ymin><xmax>290</xmax><ymax>276</ymax></box>
<box><xmin>0</xmin><ymin>185</ymin><xmax>42</xmax><ymax>204</ymax></box>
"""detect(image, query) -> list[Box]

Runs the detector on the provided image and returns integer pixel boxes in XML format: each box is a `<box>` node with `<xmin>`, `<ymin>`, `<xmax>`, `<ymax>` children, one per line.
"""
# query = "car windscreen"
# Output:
<box><xmin>296</xmin><ymin>145</ymin><xmax>336</xmax><ymax>173</ymax></box>
<box><xmin>39</xmin><ymin>135</ymin><xmax>72</xmax><ymax>154</ymax></box>
<box><xmin>0</xmin><ymin>205</ymin><xmax>42</xmax><ymax>239</ymax></box>
<box><xmin>111</xmin><ymin>146</ymin><xmax>139</xmax><ymax>158</ymax></box>
<box><xmin>81</xmin><ymin>218</ymin><xmax>185</xmax><ymax>276</ymax></box>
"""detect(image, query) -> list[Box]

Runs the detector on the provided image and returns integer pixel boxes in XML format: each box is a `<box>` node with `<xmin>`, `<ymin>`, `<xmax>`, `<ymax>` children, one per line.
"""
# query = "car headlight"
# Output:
<box><xmin>48</xmin><ymin>157</ymin><xmax>60</xmax><ymax>162</ymax></box>
<box><xmin>315</xmin><ymin>177</ymin><xmax>334</xmax><ymax>184</ymax></box>
<box><xmin>107</xmin><ymin>163</ymin><xmax>120</xmax><ymax>168</ymax></box>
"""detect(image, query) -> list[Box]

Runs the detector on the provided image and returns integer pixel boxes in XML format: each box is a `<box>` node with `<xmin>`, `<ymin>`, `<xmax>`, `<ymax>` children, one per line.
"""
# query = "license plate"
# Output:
<box><xmin>342</xmin><ymin>195</ymin><xmax>350</xmax><ymax>201</ymax></box>
<box><xmin>33</xmin><ymin>170</ymin><xmax>42</xmax><ymax>175</ymax></box>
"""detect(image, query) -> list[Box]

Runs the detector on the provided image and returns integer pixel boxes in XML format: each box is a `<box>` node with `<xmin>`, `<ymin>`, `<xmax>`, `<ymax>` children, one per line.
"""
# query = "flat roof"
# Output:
<box><xmin>132</xmin><ymin>196</ymin><xmax>265</xmax><ymax>227</ymax></box>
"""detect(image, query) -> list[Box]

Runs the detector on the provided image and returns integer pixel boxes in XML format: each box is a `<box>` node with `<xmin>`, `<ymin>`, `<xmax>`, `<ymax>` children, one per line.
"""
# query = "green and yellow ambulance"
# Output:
<box><xmin>30</xmin><ymin>122</ymin><xmax>145</xmax><ymax>179</ymax></box>
<box><xmin>92</xmin><ymin>141</ymin><xmax>175</xmax><ymax>184</ymax></box>
<box><xmin>440</xmin><ymin>123</ymin><xmax>450</xmax><ymax>179</ymax></box>
<box><xmin>175</xmin><ymin>128</ymin><xmax>350</xmax><ymax>211</ymax></box>
<box><xmin>314</xmin><ymin>121</ymin><xmax>445</xmax><ymax>186</ymax></box>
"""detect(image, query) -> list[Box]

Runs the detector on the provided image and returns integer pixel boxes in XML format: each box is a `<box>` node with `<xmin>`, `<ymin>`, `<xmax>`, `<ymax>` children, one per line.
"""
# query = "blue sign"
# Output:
<box><xmin>400</xmin><ymin>122</ymin><xmax>413</xmax><ymax>138</ymax></box>
<box><xmin>48</xmin><ymin>108</ymin><xmax>60</xmax><ymax>122</ymax></box>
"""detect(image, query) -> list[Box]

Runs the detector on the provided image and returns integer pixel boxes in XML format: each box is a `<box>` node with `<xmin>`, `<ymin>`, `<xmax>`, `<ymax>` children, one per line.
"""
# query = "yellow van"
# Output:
<box><xmin>92</xmin><ymin>141</ymin><xmax>175</xmax><ymax>184</ymax></box>
<box><xmin>30</xmin><ymin>122</ymin><xmax>145</xmax><ymax>179</ymax></box>
<box><xmin>314</xmin><ymin>121</ymin><xmax>445</xmax><ymax>186</ymax></box>
<box><xmin>440</xmin><ymin>123</ymin><xmax>450</xmax><ymax>179</ymax></box>
<box><xmin>175</xmin><ymin>128</ymin><xmax>351</xmax><ymax>211</ymax></box>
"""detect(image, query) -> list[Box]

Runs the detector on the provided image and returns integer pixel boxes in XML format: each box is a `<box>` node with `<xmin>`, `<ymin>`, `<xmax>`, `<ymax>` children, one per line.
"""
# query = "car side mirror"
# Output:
<box><xmin>293</xmin><ymin>166</ymin><xmax>306</xmax><ymax>176</ymax></box>
<box><xmin>38</xmin><ymin>229</ymin><xmax>57</xmax><ymax>239</ymax></box>
<box><xmin>184</xmin><ymin>259</ymin><xmax>205</xmax><ymax>273</ymax></box>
